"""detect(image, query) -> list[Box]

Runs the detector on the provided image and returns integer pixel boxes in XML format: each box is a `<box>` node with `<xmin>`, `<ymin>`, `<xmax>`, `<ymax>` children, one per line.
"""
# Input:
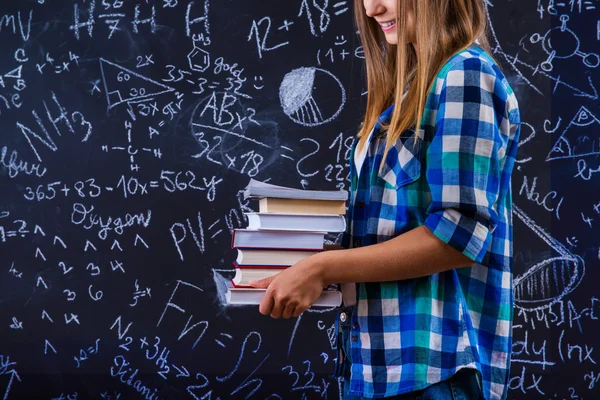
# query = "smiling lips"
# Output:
<box><xmin>379</xmin><ymin>20</ymin><xmax>396</xmax><ymax>32</ymax></box>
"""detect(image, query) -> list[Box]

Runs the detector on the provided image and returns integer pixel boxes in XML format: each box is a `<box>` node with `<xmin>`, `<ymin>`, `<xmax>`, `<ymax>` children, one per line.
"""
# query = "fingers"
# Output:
<box><xmin>254</xmin><ymin>275</ymin><xmax>310</xmax><ymax>318</ymax></box>
<box><xmin>249</xmin><ymin>275</ymin><xmax>275</xmax><ymax>288</ymax></box>
<box><xmin>281</xmin><ymin>303</ymin><xmax>296</xmax><ymax>319</ymax></box>
<box><xmin>292</xmin><ymin>305</ymin><xmax>306</xmax><ymax>318</ymax></box>
<box><xmin>258</xmin><ymin>290</ymin><xmax>274</xmax><ymax>316</ymax></box>
<box><xmin>269</xmin><ymin>295</ymin><xmax>285</xmax><ymax>319</ymax></box>
<box><xmin>267</xmin><ymin>292</ymin><xmax>297</xmax><ymax>319</ymax></box>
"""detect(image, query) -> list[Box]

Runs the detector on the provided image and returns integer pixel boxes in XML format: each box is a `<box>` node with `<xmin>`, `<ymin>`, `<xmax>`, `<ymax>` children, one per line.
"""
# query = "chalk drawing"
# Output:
<box><xmin>99</xmin><ymin>59</ymin><xmax>175</xmax><ymax>110</ymax></box>
<box><xmin>279</xmin><ymin>67</ymin><xmax>346</xmax><ymax>127</ymax></box>
<box><xmin>547</xmin><ymin>106</ymin><xmax>600</xmax><ymax>161</ymax></box>
<box><xmin>513</xmin><ymin>205</ymin><xmax>585</xmax><ymax>311</ymax></box>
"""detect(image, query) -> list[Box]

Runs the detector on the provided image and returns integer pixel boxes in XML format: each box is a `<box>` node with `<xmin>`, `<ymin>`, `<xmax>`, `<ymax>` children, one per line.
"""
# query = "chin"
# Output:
<box><xmin>384</xmin><ymin>34</ymin><xmax>397</xmax><ymax>45</ymax></box>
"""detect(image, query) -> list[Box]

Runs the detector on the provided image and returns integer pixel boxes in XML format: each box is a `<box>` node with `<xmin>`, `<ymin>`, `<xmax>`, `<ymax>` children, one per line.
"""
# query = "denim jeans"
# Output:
<box><xmin>336</xmin><ymin>306</ymin><xmax>484</xmax><ymax>400</ymax></box>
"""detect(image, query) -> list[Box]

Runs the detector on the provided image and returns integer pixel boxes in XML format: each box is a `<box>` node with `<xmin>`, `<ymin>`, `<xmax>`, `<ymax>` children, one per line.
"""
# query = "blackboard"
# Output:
<box><xmin>0</xmin><ymin>1</ymin><xmax>599</xmax><ymax>399</ymax></box>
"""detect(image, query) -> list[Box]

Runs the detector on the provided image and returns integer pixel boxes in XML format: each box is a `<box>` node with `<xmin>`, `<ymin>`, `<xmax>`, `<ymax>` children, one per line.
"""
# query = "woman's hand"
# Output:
<box><xmin>249</xmin><ymin>253</ymin><xmax>327</xmax><ymax>319</ymax></box>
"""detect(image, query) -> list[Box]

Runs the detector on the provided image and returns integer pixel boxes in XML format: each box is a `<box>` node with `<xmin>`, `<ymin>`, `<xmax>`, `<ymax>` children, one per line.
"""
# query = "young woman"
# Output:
<box><xmin>250</xmin><ymin>0</ymin><xmax>520</xmax><ymax>399</ymax></box>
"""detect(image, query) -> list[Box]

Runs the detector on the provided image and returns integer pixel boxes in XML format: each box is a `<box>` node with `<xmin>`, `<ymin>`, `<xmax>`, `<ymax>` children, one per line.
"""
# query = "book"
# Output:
<box><xmin>245</xmin><ymin>212</ymin><xmax>346</xmax><ymax>232</ymax></box>
<box><xmin>244</xmin><ymin>179</ymin><xmax>348</xmax><ymax>201</ymax></box>
<box><xmin>231</xmin><ymin>229</ymin><xmax>326</xmax><ymax>250</ymax></box>
<box><xmin>226</xmin><ymin>287</ymin><xmax>342</xmax><ymax>307</ymax></box>
<box><xmin>236</xmin><ymin>248</ymin><xmax>320</xmax><ymax>266</ymax></box>
<box><xmin>231</xmin><ymin>267</ymin><xmax>286</xmax><ymax>287</ymax></box>
<box><xmin>259</xmin><ymin>197</ymin><xmax>346</xmax><ymax>215</ymax></box>
<box><xmin>227</xmin><ymin>179</ymin><xmax>345</xmax><ymax>310</ymax></box>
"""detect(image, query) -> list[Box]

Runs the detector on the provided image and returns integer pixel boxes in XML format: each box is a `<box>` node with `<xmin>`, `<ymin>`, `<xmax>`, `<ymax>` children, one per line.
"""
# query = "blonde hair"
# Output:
<box><xmin>353</xmin><ymin>0</ymin><xmax>496</xmax><ymax>170</ymax></box>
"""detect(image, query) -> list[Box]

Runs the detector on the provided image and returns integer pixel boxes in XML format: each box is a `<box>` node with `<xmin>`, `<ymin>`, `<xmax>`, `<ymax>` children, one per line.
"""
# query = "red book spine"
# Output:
<box><xmin>230</xmin><ymin>281</ymin><xmax>254</xmax><ymax>288</ymax></box>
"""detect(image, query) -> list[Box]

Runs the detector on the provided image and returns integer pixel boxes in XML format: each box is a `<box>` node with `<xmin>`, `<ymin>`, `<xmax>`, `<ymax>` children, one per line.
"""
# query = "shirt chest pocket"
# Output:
<box><xmin>376</xmin><ymin>129</ymin><xmax>423</xmax><ymax>190</ymax></box>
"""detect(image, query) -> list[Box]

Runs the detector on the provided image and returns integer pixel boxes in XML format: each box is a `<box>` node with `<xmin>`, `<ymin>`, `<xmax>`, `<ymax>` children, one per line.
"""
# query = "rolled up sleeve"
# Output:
<box><xmin>424</xmin><ymin>57</ymin><xmax>508</xmax><ymax>265</ymax></box>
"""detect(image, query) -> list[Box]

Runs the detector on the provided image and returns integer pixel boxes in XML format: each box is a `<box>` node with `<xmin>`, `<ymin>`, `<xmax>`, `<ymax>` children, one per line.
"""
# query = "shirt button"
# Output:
<box><xmin>351</xmin><ymin>334</ymin><xmax>358</xmax><ymax>342</ymax></box>
<box><xmin>357</xmin><ymin>201</ymin><xmax>365</xmax><ymax>208</ymax></box>
<box><xmin>353</xmin><ymin>239</ymin><xmax>362</xmax><ymax>247</ymax></box>
<box><xmin>352</xmin><ymin>323</ymin><xmax>358</xmax><ymax>329</ymax></box>
<box><xmin>339</xmin><ymin>312</ymin><xmax>347</xmax><ymax>322</ymax></box>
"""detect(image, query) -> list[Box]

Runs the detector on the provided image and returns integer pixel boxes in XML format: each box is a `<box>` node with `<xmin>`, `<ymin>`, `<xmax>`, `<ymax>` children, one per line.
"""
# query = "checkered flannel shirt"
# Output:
<box><xmin>339</xmin><ymin>44</ymin><xmax>521</xmax><ymax>399</ymax></box>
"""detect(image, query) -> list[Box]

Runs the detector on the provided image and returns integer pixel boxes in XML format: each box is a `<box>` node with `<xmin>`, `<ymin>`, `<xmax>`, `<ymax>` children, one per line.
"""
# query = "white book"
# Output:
<box><xmin>244</xmin><ymin>179</ymin><xmax>348</xmax><ymax>201</ymax></box>
<box><xmin>232</xmin><ymin>229</ymin><xmax>326</xmax><ymax>250</ymax></box>
<box><xmin>245</xmin><ymin>212</ymin><xmax>346</xmax><ymax>233</ymax></box>
<box><xmin>232</xmin><ymin>268</ymin><xmax>285</xmax><ymax>287</ymax></box>
<box><xmin>236</xmin><ymin>248</ymin><xmax>320</xmax><ymax>266</ymax></box>
<box><xmin>226</xmin><ymin>288</ymin><xmax>342</xmax><ymax>307</ymax></box>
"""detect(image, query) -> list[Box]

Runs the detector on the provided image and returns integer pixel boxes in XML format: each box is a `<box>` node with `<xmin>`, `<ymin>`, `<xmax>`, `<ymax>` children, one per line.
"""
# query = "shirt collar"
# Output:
<box><xmin>373</xmin><ymin>104</ymin><xmax>395</xmax><ymax>133</ymax></box>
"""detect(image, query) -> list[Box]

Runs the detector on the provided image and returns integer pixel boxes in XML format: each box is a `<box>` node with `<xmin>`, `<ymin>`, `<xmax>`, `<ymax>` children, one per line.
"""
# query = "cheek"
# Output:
<box><xmin>385</xmin><ymin>0</ymin><xmax>398</xmax><ymax>9</ymax></box>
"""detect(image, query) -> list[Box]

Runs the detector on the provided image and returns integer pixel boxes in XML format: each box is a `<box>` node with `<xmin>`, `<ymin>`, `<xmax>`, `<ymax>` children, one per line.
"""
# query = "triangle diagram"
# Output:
<box><xmin>4</xmin><ymin>65</ymin><xmax>22</xmax><ymax>79</ymax></box>
<box><xmin>547</xmin><ymin>106</ymin><xmax>600</xmax><ymax>161</ymax></box>
<box><xmin>99</xmin><ymin>58</ymin><xmax>175</xmax><ymax>110</ymax></box>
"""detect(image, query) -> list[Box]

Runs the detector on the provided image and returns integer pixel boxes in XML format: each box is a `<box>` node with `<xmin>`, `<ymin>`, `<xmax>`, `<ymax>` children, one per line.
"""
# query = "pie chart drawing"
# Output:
<box><xmin>279</xmin><ymin>67</ymin><xmax>346</xmax><ymax>127</ymax></box>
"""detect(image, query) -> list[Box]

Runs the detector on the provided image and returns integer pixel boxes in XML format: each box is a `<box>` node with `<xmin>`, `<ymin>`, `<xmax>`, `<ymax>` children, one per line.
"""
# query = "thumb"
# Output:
<box><xmin>249</xmin><ymin>274</ymin><xmax>277</xmax><ymax>288</ymax></box>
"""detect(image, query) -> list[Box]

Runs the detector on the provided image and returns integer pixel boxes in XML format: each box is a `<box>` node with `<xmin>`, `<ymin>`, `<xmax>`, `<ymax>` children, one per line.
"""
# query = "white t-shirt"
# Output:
<box><xmin>354</xmin><ymin>128</ymin><xmax>373</xmax><ymax>180</ymax></box>
<box><xmin>343</xmin><ymin>124</ymin><xmax>381</xmax><ymax>305</ymax></box>
<box><xmin>341</xmin><ymin>128</ymin><xmax>374</xmax><ymax>306</ymax></box>
<box><xmin>354</xmin><ymin>92</ymin><xmax>407</xmax><ymax>179</ymax></box>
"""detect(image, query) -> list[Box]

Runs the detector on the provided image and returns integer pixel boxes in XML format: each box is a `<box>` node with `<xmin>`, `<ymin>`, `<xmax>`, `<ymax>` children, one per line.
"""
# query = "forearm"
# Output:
<box><xmin>317</xmin><ymin>225</ymin><xmax>475</xmax><ymax>286</ymax></box>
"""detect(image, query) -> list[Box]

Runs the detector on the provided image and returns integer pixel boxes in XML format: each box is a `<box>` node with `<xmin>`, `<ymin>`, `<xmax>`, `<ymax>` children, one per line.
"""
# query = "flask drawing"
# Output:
<box><xmin>512</xmin><ymin>205</ymin><xmax>585</xmax><ymax>312</ymax></box>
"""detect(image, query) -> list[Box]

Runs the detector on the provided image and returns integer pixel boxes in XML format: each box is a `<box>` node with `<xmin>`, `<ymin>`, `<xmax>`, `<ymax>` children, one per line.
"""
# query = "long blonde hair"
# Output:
<box><xmin>354</xmin><ymin>0</ymin><xmax>495</xmax><ymax>167</ymax></box>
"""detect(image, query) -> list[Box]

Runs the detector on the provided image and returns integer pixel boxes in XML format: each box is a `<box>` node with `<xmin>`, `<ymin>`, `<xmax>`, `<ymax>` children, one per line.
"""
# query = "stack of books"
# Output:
<box><xmin>226</xmin><ymin>179</ymin><xmax>348</xmax><ymax>308</ymax></box>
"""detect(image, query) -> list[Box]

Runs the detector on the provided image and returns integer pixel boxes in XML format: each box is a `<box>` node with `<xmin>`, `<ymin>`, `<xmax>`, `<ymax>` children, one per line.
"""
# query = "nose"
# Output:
<box><xmin>363</xmin><ymin>0</ymin><xmax>384</xmax><ymax>18</ymax></box>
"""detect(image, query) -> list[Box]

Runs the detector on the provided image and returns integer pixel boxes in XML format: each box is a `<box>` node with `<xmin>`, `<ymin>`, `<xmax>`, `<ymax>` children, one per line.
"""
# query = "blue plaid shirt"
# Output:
<box><xmin>339</xmin><ymin>45</ymin><xmax>520</xmax><ymax>399</ymax></box>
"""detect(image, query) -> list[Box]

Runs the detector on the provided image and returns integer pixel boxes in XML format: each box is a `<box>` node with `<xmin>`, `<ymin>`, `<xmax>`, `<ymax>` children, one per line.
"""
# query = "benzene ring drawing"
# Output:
<box><xmin>530</xmin><ymin>15</ymin><xmax>599</xmax><ymax>72</ymax></box>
